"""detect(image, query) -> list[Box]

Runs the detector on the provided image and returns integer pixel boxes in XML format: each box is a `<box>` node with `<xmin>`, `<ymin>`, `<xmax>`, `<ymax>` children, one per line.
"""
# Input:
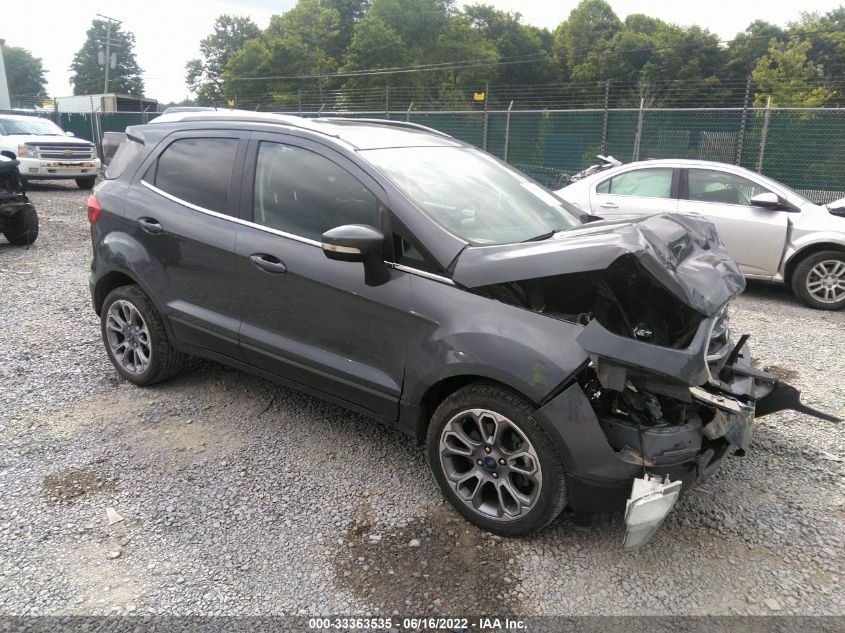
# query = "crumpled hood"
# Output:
<box><xmin>452</xmin><ymin>213</ymin><xmax>745</xmax><ymax>317</ymax></box>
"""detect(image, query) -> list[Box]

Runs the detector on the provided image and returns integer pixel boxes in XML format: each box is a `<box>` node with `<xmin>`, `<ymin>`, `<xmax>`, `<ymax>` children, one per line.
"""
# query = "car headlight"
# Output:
<box><xmin>17</xmin><ymin>144</ymin><xmax>29</xmax><ymax>157</ymax></box>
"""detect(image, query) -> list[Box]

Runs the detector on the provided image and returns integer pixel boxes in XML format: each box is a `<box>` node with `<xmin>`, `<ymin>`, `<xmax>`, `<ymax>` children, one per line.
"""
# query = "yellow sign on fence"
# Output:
<box><xmin>473</xmin><ymin>92</ymin><xmax>485</xmax><ymax>102</ymax></box>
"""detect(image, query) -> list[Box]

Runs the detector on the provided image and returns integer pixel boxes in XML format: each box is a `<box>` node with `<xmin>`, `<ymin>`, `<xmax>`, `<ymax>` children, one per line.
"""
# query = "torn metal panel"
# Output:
<box><xmin>453</xmin><ymin>213</ymin><xmax>745</xmax><ymax>317</ymax></box>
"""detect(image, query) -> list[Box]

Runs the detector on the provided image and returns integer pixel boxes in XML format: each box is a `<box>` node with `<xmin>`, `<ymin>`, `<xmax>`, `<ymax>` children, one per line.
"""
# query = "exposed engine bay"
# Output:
<box><xmin>478</xmin><ymin>253</ymin><xmax>704</xmax><ymax>349</ymax></box>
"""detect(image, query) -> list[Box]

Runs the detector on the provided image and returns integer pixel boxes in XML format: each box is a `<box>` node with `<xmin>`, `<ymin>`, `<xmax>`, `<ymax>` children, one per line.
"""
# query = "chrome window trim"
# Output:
<box><xmin>388</xmin><ymin>262</ymin><xmax>455</xmax><ymax>285</ymax></box>
<box><xmin>140</xmin><ymin>180</ymin><xmax>454</xmax><ymax>285</ymax></box>
<box><xmin>141</xmin><ymin>179</ymin><xmax>322</xmax><ymax>247</ymax></box>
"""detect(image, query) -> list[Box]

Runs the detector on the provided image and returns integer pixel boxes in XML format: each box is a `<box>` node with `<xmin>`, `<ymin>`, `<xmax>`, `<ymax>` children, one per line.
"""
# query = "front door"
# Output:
<box><xmin>677</xmin><ymin>168</ymin><xmax>789</xmax><ymax>277</ymax></box>
<box><xmin>234</xmin><ymin>134</ymin><xmax>411</xmax><ymax>421</ymax></box>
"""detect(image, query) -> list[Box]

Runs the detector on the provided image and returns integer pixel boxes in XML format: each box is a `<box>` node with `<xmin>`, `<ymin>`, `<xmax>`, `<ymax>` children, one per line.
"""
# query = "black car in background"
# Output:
<box><xmin>88</xmin><ymin>111</ymin><xmax>784</xmax><ymax>547</ymax></box>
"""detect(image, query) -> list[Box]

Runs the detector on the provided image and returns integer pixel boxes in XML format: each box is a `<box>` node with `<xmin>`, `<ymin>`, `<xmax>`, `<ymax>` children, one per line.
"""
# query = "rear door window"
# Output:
<box><xmin>596</xmin><ymin>168</ymin><xmax>673</xmax><ymax>198</ymax></box>
<box><xmin>150</xmin><ymin>137</ymin><xmax>239</xmax><ymax>213</ymax></box>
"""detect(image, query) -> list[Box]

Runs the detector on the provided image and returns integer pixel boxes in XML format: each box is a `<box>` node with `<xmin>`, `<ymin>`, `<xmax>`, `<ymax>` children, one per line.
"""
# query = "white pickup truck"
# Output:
<box><xmin>0</xmin><ymin>114</ymin><xmax>101</xmax><ymax>189</ymax></box>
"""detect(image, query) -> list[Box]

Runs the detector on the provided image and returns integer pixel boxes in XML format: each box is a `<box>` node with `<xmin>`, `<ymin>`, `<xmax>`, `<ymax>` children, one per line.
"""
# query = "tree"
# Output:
<box><xmin>464</xmin><ymin>5</ymin><xmax>557</xmax><ymax>89</ymax></box>
<box><xmin>724</xmin><ymin>21</ymin><xmax>785</xmax><ymax>82</ymax></box>
<box><xmin>340</xmin><ymin>14</ymin><xmax>410</xmax><ymax>90</ymax></box>
<box><xmin>554</xmin><ymin>0</ymin><xmax>622</xmax><ymax>78</ymax></box>
<box><xmin>791</xmin><ymin>8</ymin><xmax>845</xmax><ymax>82</ymax></box>
<box><xmin>752</xmin><ymin>38</ymin><xmax>836</xmax><ymax>106</ymax></box>
<box><xmin>186</xmin><ymin>15</ymin><xmax>260</xmax><ymax>106</ymax></box>
<box><xmin>225</xmin><ymin>0</ymin><xmax>344</xmax><ymax>109</ymax></box>
<box><xmin>70</xmin><ymin>19</ymin><xmax>144</xmax><ymax>95</ymax></box>
<box><xmin>2</xmin><ymin>46</ymin><xmax>48</xmax><ymax>104</ymax></box>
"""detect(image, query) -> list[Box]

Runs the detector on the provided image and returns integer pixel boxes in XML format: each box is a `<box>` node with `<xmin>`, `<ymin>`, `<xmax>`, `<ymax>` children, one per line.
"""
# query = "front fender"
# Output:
<box><xmin>782</xmin><ymin>232</ymin><xmax>845</xmax><ymax>276</ymax></box>
<box><xmin>402</xmin><ymin>276</ymin><xmax>589</xmax><ymax>407</ymax></box>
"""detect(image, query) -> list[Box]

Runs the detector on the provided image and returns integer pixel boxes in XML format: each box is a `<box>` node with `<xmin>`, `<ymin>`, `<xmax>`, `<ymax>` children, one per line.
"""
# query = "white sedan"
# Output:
<box><xmin>555</xmin><ymin>159</ymin><xmax>845</xmax><ymax>310</ymax></box>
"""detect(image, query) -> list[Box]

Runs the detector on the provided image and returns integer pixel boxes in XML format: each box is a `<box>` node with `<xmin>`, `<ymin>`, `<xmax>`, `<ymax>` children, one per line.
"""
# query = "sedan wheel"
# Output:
<box><xmin>792</xmin><ymin>250</ymin><xmax>845</xmax><ymax>311</ymax></box>
<box><xmin>805</xmin><ymin>259</ymin><xmax>845</xmax><ymax>306</ymax></box>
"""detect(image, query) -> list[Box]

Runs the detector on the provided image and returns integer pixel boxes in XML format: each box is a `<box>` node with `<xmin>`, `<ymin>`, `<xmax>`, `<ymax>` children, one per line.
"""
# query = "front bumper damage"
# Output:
<box><xmin>534</xmin><ymin>312</ymin><xmax>783</xmax><ymax>549</ymax></box>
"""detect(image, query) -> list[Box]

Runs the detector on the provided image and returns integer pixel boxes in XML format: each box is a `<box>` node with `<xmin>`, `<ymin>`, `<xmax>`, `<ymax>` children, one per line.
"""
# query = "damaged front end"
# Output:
<box><xmin>453</xmin><ymin>213</ymin><xmax>810</xmax><ymax>547</ymax></box>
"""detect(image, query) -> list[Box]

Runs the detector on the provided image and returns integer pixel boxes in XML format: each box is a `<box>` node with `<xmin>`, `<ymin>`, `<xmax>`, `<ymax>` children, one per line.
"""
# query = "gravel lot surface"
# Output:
<box><xmin>1</xmin><ymin>181</ymin><xmax>843</xmax><ymax>618</ymax></box>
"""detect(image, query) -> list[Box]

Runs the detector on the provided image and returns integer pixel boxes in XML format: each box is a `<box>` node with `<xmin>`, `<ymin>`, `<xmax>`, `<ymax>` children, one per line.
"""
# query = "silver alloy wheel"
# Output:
<box><xmin>105</xmin><ymin>299</ymin><xmax>152</xmax><ymax>374</ymax></box>
<box><xmin>438</xmin><ymin>408</ymin><xmax>542</xmax><ymax>521</ymax></box>
<box><xmin>806</xmin><ymin>259</ymin><xmax>845</xmax><ymax>304</ymax></box>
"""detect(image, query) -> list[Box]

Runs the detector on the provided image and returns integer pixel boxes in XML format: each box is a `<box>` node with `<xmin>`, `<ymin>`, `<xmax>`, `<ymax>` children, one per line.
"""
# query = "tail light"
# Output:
<box><xmin>86</xmin><ymin>195</ymin><xmax>101</xmax><ymax>225</ymax></box>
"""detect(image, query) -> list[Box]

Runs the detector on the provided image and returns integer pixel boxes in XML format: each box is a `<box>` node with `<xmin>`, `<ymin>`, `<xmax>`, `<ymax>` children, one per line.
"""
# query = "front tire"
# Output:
<box><xmin>426</xmin><ymin>383</ymin><xmax>568</xmax><ymax>535</ymax></box>
<box><xmin>791</xmin><ymin>250</ymin><xmax>845</xmax><ymax>310</ymax></box>
<box><xmin>76</xmin><ymin>176</ymin><xmax>96</xmax><ymax>190</ymax></box>
<box><xmin>3</xmin><ymin>204</ymin><xmax>39</xmax><ymax>245</ymax></box>
<box><xmin>100</xmin><ymin>285</ymin><xmax>185</xmax><ymax>385</ymax></box>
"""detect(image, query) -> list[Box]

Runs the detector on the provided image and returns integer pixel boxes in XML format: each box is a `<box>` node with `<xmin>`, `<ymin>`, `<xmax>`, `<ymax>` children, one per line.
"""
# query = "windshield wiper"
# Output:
<box><xmin>521</xmin><ymin>230</ymin><xmax>557</xmax><ymax>243</ymax></box>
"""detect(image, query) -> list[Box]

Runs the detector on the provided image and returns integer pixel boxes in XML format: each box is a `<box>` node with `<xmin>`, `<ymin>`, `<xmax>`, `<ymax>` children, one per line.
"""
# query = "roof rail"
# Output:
<box><xmin>149</xmin><ymin>110</ymin><xmax>341</xmax><ymax>138</ymax></box>
<box><xmin>320</xmin><ymin>117</ymin><xmax>453</xmax><ymax>138</ymax></box>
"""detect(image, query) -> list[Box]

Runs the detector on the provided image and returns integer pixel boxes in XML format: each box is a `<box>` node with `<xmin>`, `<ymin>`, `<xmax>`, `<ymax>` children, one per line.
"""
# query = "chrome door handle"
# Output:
<box><xmin>249</xmin><ymin>253</ymin><xmax>287</xmax><ymax>274</ymax></box>
<box><xmin>137</xmin><ymin>217</ymin><xmax>163</xmax><ymax>235</ymax></box>
<box><xmin>599</xmin><ymin>202</ymin><xmax>619</xmax><ymax>209</ymax></box>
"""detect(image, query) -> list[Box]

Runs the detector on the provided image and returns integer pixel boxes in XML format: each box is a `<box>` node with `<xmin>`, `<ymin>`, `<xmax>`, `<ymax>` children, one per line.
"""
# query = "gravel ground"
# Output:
<box><xmin>1</xmin><ymin>181</ymin><xmax>843</xmax><ymax>618</ymax></box>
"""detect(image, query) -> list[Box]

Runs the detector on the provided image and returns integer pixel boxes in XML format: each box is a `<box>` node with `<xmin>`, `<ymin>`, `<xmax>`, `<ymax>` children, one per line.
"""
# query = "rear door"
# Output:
<box><xmin>590</xmin><ymin>166</ymin><xmax>678</xmax><ymax>218</ymax></box>
<box><xmin>233</xmin><ymin>133</ymin><xmax>412</xmax><ymax>421</ymax></box>
<box><xmin>677</xmin><ymin>168</ymin><xmax>789</xmax><ymax>277</ymax></box>
<box><xmin>126</xmin><ymin>130</ymin><xmax>248</xmax><ymax>358</ymax></box>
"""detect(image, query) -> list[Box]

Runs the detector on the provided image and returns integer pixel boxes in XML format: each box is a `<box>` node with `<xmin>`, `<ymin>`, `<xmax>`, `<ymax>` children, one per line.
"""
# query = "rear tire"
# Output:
<box><xmin>790</xmin><ymin>250</ymin><xmax>845</xmax><ymax>310</ymax></box>
<box><xmin>100</xmin><ymin>285</ymin><xmax>185</xmax><ymax>385</ymax></box>
<box><xmin>3</xmin><ymin>204</ymin><xmax>39</xmax><ymax>245</ymax></box>
<box><xmin>426</xmin><ymin>383</ymin><xmax>568</xmax><ymax>536</ymax></box>
<box><xmin>76</xmin><ymin>176</ymin><xmax>96</xmax><ymax>190</ymax></box>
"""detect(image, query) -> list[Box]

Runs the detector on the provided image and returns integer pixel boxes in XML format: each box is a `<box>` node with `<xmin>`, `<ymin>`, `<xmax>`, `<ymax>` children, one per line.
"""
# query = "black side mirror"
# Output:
<box><xmin>750</xmin><ymin>192</ymin><xmax>786</xmax><ymax>210</ymax></box>
<box><xmin>321</xmin><ymin>224</ymin><xmax>390</xmax><ymax>286</ymax></box>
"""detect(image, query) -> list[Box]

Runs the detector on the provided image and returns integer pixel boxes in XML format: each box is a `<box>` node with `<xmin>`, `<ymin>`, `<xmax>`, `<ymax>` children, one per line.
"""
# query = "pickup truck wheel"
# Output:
<box><xmin>76</xmin><ymin>176</ymin><xmax>96</xmax><ymax>190</ymax></box>
<box><xmin>100</xmin><ymin>285</ymin><xmax>185</xmax><ymax>385</ymax></box>
<box><xmin>791</xmin><ymin>250</ymin><xmax>845</xmax><ymax>310</ymax></box>
<box><xmin>3</xmin><ymin>205</ymin><xmax>39</xmax><ymax>245</ymax></box>
<box><xmin>426</xmin><ymin>383</ymin><xmax>568</xmax><ymax>535</ymax></box>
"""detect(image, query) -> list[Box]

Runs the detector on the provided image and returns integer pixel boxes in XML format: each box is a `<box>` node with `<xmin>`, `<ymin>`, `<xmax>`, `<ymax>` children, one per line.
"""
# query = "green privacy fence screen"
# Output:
<box><xmin>7</xmin><ymin>106</ymin><xmax>844</xmax><ymax>203</ymax></box>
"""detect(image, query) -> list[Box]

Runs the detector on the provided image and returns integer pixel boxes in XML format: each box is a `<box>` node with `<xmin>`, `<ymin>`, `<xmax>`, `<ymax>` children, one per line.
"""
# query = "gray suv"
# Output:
<box><xmin>89</xmin><ymin>111</ymin><xmax>787</xmax><ymax>547</ymax></box>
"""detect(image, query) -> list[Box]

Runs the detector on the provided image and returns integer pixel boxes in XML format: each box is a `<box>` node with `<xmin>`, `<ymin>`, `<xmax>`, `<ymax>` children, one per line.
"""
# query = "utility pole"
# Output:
<box><xmin>97</xmin><ymin>14</ymin><xmax>121</xmax><ymax>94</ymax></box>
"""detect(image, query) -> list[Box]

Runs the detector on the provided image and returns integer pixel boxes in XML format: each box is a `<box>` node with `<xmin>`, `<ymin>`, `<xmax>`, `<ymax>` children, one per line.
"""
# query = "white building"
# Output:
<box><xmin>0</xmin><ymin>39</ymin><xmax>11</xmax><ymax>110</ymax></box>
<box><xmin>55</xmin><ymin>93</ymin><xmax>158</xmax><ymax>113</ymax></box>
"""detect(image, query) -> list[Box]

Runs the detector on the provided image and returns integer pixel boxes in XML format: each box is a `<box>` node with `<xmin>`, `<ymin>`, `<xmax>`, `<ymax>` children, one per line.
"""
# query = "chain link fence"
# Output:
<box><xmin>3</xmin><ymin>104</ymin><xmax>843</xmax><ymax>203</ymax></box>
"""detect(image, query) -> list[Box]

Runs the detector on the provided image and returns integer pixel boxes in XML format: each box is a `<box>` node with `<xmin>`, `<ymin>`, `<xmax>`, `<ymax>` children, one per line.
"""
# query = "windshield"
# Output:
<box><xmin>361</xmin><ymin>146</ymin><xmax>583</xmax><ymax>245</ymax></box>
<box><xmin>0</xmin><ymin>117</ymin><xmax>66</xmax><ymax>136</ymax></box>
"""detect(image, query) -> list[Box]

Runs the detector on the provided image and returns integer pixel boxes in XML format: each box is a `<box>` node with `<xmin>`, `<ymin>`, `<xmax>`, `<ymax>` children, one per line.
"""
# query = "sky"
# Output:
<box><xmin>2</xmin><ymin>0</ymin><xmax>843</xmax><ymax>103</ymax></box>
